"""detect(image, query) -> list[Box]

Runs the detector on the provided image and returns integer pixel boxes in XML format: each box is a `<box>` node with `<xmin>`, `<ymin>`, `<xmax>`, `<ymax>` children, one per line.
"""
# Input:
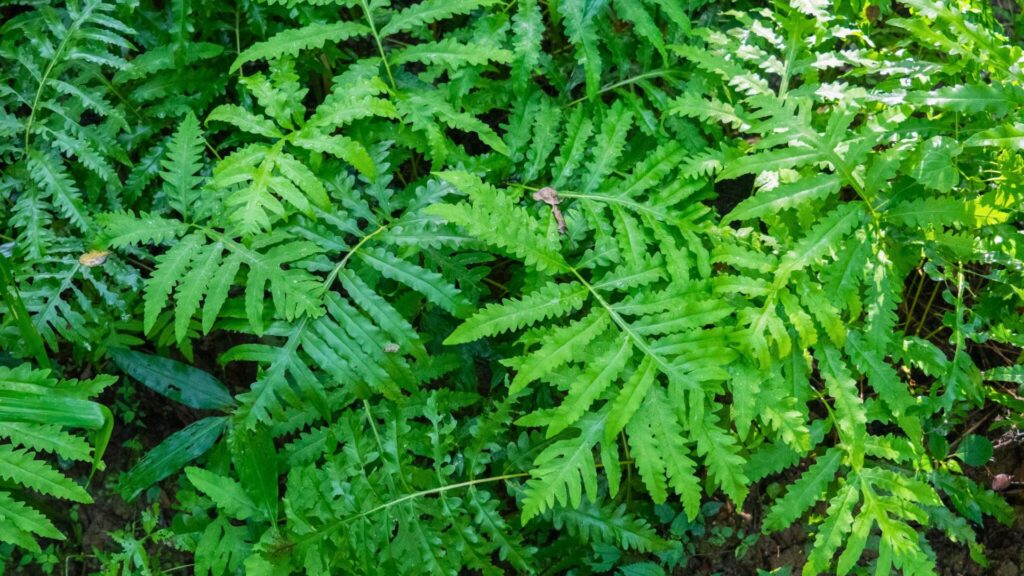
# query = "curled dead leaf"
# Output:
<box><xmin>532</xmin><ymin>187</ymin><xmax>566</xmax><ymax>234</ymax></box>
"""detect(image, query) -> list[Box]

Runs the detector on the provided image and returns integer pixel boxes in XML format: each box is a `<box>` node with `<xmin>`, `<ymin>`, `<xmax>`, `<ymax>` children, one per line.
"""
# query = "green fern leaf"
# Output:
<box><xmin>803</xmin><ymin>481</ymin><xmax>860</xmax><ymax>576</ymax></box>
<box><xmin>963</xmin><ymin>122</ymin><xmax>1024</xmax><ymax>149</ymax></box>
<box><xmin>558</xmin><ymin>0</ymin><xmax>603</xmax><ymax>100</ymax></box>
<box><xmin>551</xmin><ymin>500</ymin><xmax>667</xmax><ymax>552</ymax></box>
<box><xmin>231</xmin><ymin>21</ymin><xmax>369</xmax><ymax>72</ymax></box>
<box><xmin>144</xmin><ymin>233</ymin><xmax>204</xmax><ymax>334</ymax></box>
<box><xmin>626</xmin><ymin>386</ymin><xmax>701</xmax><ymax>518</ymax></box>
<box><xmin>445</xmin><ymin>281</ymin><xmax>588</xmax><ymax>345</ymax></box>
<box><xmin>0</xmin><ymin>423</ymin><xmax>92</xmax><ymax>462</ymax></box>
<box><xmin>185</xmin><ymin>466</ymin><xmax>261</xmax><ymax>521</ymax></box>
<box><xmin>845</xmin><ymin>332</ymin><xmax>920</xmax><ymax>440</ymax></box>
<box><xmin>207</xmin><ymin>105</ymin><xmax>282</xmax><ymax>139</ymax></box>
<box><xmin>380</xmin><ymin>0</ymin><xmax>499</xmax><ymax>37</ymax></box>
<box><xmin>551</xmin><ymin>108</ymin><xmax>595</xmax><ymax>188</ymax></box>
<box><xmin>174</xmin><ymin>242</ymin><xmax>224</xmax><ymax>343</ymax></box>
<box><xmin>510</xmin><ymin>0</ymin><xmax>543</xmax><ymax>94</ymax></box>
<box><xmin>161</xmin><ymin>111</ymin><xmax>205</xmax><ymax>214</ymax></box>
<box><xmin>582</xmin><ymin>103</ymin><xmax>633</xmax><ymax>193</ymax></box>
<box><xmin>203</xmin><ymin>254</ymin><xmax>242</xmax><ymax>334</ymax></box>
<box><xmin>545</xmin><ymin>336</ymin><xmax>632</xmax><ymax>436</ymax></box>
<box><xmin>906</xmin><ymin>84</ymin><xmax>1024</xmax><ymax>115</ymax></box>
<box><xmin>0</xmin><ymin>445</ymin><xmax>91</xmax><ymax>503</ymax></box>
<box><xmin>669</xmin><ymin>91</ymin><xmax>748</xmax><ymax>130</ymax></box>
<box><xmin>717</xmin><ymin>146</ymin><xmax>822</xmax><ymax>180</ymax></box>
<box><xmin>98</xmin><ymin>211</ymin><xmax>187</xmax><ymax>247</ymax></box>
<box><xmin>508</xmin><ymin>311</ymin><xmax>610</xmax><ymax>394</ymax></box>
<box><xmin>763</xmin><ymin>448</ymin><xmax>842</xmax><ymax>532</ymax></box>
<box><xmin>26</xmin><ymin>150</ymin><xmax>89</xmax><ymax>232</ymax></box>
<box><xmin>726</xmin><ymin>174</ymin><xmax>840</xmax><ymax>222</ymax></box>
<box><xmin>694</xmin><ymin>415</ymin><xmax>749</xmax><ymax>506</ymax></box>
<box><xmin>0</xmin><ymin>490</ymin><xmax>63</xmax><ymax>551</ymax></box>
<box><xmin>392</xmin><ymin>39</ymin><xmax>513</xmax><ymax>69</ymax></box>
<box><xmin>431</xmin><ymin>171</ymin><xmax>568</xmax><ymax>273</ymax></box>
<box><xmin>338</xmin><ymin>269</ymin><xmax>426</xmax><ymax>359</ymax></box>
<box><xmin>520</xmin><ymin>413</ymin><xmax>604</xmax><ymax>524</ymax></box>
<box><xmin>816</xmin><ymin>346</ymin><xmax>867</xmax><ymax>467</ymax></box>
<box><xmin>604</xmin><ymin>356</ymin><xmax>656</xmax><ymax>443</ymax></box>
<box><xmin>775</xmin><ymin>203</ymin><xmax>865</xmax><ymax>283</ymax></box>
<box><xmin>357</xmin><ymin>247</ymin><xmax>468</xmax><ymax>316</ymax></box>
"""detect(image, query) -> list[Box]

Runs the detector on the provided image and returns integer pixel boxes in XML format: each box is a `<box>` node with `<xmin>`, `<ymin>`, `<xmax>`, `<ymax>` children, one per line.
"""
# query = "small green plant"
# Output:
<box><xmin>0</xmin><ymin>364</ymin><xmax>114</xmax><ymax>553</ymax></box>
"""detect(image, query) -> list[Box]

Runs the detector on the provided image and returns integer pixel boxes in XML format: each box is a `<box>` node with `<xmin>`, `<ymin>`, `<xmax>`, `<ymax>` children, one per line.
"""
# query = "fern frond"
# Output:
<box><xmin>694</xmin><ymin>414</ymin><xmax>749</xmax><ymax>505</ymax></box>
<box><xmin>558</xmin><ymin>0</ymin><xmax>604</xmax><ymax>100</ymax></box>
<box><xmin>161</xmin><ymin>112</ymin><xmax>205</xmax><ymax>216</ymax></box>
<box><xmin>0</xmin><ymin>445</ymin><xmax>91</xmax><ymax>502</ymax></box>
<box><xmin>231</xmin><ymin>21</ymin><xmax>370</xmax><ymax>72</ymax></box>
<box><xmin>99</xmin><ymin>211</ymin><xmax>188</xmax><ymax>248</ymax></box>
<box><xmin>445</xmin><ymin>281</ymin><xmax>588</xmax><ymax>345</ymax></box>
<box><xmin>520</xmin><ymin>414</ymin><xmax>604</xmax><ymax>524</ymax></box>
<box><xmin>0</xmin><ymin>491</ymin><xmax>63</xmax><ymax>551</ymax></box>
<box><xmin>357</xmin><ymin>247</ymin><xmax>469</xmax><ymax>316</ymax></box>
<box><xmin>550</xmin><ymin>500</ymin><xmax>667</xmax><ymax>552</ymax></box>
<box><xmin>430</xmin><ymin>171</ymin><xmax>568</xmax><ymax>273</ymax></box>
<box><xmin>726</xmin><ymin>174</ymin><xmax>840</xmax><ymax>222</ymax></box>
<box><xmin>392</xmin><ymin>39</ymin><xmax>513</xmax><ymax>69</ymax></box>
<box><xmin>763</xmin><ymin>448</ymin><xmax>842</xmax><ymax>532</ymax></box>
<box><xmin>775</xmin><ymin>203</ymin><xmax>865</xmax><ymax>283</ymax></box>
<box><xmin>379</xmin><ymin>0</ymin><xmax>500</xmax><ymax>38</ymax></box>
<box><xmin>543</xmin><ymin>335</ymin><xmax>632</xmax><ymax>436</ymax></box>
<box><xmin>581</xmin><ymin>103</ymin><xmax>633</xmax><ymax>194</ymax></box>
<box><xmin>26</xmin><ymin>150</ymin><xmax>89</xmax><ymax>233</ymax></box>
<box><xmin>804</xmin><ymin>482</ymin><xmax>860</xmax><ymax>575</ymax></box>
<box><xmin>507</xmin><ymin>311</ymin><xmax>610</xmax><ymax>394</ymax></box>
<box><xmin>625</xmin><ymin>386</ymin><xmax>701</xmax><ymax>517</ymax></box>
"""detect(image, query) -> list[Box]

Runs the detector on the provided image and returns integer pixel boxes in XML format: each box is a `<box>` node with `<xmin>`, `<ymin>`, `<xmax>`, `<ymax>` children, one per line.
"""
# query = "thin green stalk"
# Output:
<box><xmin>322</xmin><ymin>224</ymin><xmax>388</xmax><ymax>289</ymax></box>
<box><xmin>568</xmin><ymin>266</ymin><xmax>685</xmax><ymax>388</ymax></box>
<box><xmin>566</xmin><ymin>69</ymin><xmax>679</xmax><ymax>107</ymax></box>
<box><xmin>902</xmin><ymin>268</ymin><xmax>926</xmax><ymax>332</ymax></box>
<box><xmin>284</xmin><ymin>471</ymin><xmax>532</xmax><ymax>549</ymax></box>
<box><xmin>778</xmin><ymin>26</ymin><xmax>800</xmax><ymax>98</ymax></box>
<box><xmin>360</xmin><ymin>0</ymin><xmax>397</xmax><ymax>90</ymax></box>
<box><xmin>913</xmin><ymin>281</ymin><xmax>943</xmax><ymax>337</ymax></box>
<box><xmin>280</xmin><ymin>456</ymin><xmax>637</xmax><ymax>551</ymax></box>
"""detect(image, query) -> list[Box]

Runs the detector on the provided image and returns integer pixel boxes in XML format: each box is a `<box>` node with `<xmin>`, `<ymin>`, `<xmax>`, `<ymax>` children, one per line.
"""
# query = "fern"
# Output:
<box><xmin>0</xmin><ymin>365</ymin><xmax>113</xmax><ymax>553</ymax></box>
<box><xmin>3</xmin><ymin>0</ymin><xmax>1024</xmax><ymax>574</ymax></box>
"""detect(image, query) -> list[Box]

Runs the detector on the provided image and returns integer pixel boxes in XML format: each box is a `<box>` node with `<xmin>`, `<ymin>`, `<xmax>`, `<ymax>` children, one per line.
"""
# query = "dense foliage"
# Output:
<box><xmin>1</xmin><ymin>0</ymin><xmax>1023</xmax><ymax>573</ymax></box>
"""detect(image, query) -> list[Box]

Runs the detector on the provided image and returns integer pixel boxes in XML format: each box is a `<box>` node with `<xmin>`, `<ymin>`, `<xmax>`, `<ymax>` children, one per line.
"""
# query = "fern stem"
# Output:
<box><xmin>322</xmin><ymin>224</ymin><xmax>388</xmax><ymax>290</ymax></box>
<box><xmin>567</xmin><ymin>266</ymin><xmax>685</xmax><ymax>388</ymax></box>
<box><xmin>557</xmin><ymin>191</ymin><xmax>682</xmax><ymax>225</ymax></box>
<box><xmin>792</xmin><ymin>124</ymin><xmax>880</xmax><ymax>224</ymax></box>
<box><xmin>903</xmin><ymin>268</ymin><xmax>926</xmax><ymax>332</ymax></box>
<box><xmin>360</xmin><ymin>0</ymin><xmax>397</xmax><ymax>90</ymax></box>
<box><xmin>913</xmin><ymin>281</ymin><xmax>943</xmax><ymax>337</ymax></box>
<box><xmin>283</xmin><ymin>457</ymin><xmax>637</xmax><ymax>551</ymax></box>
<box><xmin>23</xmin><ymin>0</ymin><xmax>98</xmax><ymax>155</ymax></box>
<box><xmin>778</xmin><ymin>27</ymin><xmax>800</xmax><ymax>98</ymax></box>
<box><xmin>565</xmin><ymin>69</ymin><xmax>679</xmax><ymax>108</ymax></box>
<box><xmin>281</xmin><ymin>471</ymin><xmax>530</xmax><ymax>550</ymax></box>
